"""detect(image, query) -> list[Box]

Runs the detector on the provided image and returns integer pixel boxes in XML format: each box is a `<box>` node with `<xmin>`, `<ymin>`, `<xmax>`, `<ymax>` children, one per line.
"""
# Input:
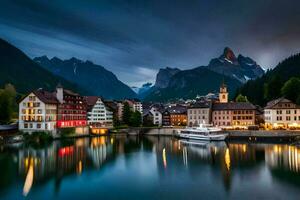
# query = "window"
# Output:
<box><xmin>37</xmin><ymin>124</ymin><xmax>41</xmax><ymax>129</ymax></box>
<box><xmin>286</xmin><ymin>116</ymin><xmax>291</xmax><ymax>121</ymax></box>
<box><xmin>24</xmin><ymin>123</ymin><xmax>28</xmax><ymax>128</ymax></box>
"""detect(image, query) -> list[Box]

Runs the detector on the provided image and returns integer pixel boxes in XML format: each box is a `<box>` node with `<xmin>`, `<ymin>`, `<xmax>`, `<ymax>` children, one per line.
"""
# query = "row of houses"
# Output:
<box><xmin>19</xmin><ymin>85</ymin><xmax>143</xmax><ymax>135</ymax></box>
<box><xmin>143</xmin><ymin>82</ymin><xmax>300</xmax><ymax>130</ymax></box>
<box><xmin>18</xmin><ymin>82</ymin><xmax>300</xmax><ymax>133</ymax></box>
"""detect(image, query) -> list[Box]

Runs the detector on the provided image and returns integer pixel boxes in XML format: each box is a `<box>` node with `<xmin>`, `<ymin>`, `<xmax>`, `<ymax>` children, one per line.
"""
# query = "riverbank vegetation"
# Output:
<box><xmin>0</xmin><ymin>84</ymin><xmax>17</xmax><ymax>124</ymax></box>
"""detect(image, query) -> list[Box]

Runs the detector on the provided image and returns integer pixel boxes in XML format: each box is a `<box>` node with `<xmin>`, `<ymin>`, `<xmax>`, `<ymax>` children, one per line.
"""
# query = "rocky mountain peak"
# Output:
<box><xmin>154</xmin><ymin>67</ymin><xmax>181</xmax><ymax>88</ymax></box>
<box><xmin>221</xmin><ymin>47</ymin><xmax>237</xmax><ymax>63</ymax></box>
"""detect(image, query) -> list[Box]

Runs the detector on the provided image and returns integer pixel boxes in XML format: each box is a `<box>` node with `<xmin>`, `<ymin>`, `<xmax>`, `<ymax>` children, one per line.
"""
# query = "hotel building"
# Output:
<box><xmin>56</xmin><ymin>85</ymin><xmax>87</xmax><ymax>128</ymax></box>
<box><xmin>85</xmin><ymin>96</ymin><xmax>113</xmax><ymax>127</ymax></box>
<box><xmin>264</xmin><ymin>97</ymin><xmax>300</xmax><ymax>129</ymax></box>
<box><xmin>19</xmin><ymin>85</ymin><xmax>88</xmax><ymax>134</ymax></box>
<box><xmin>211</xmin><ymin>82</ymin><xmax>256</xmax><ymax>128</ymax></box>
<box><xmin>19</xmin><ymin>89</ymin><xmax>58</xmax><ymax>133</ymax></box>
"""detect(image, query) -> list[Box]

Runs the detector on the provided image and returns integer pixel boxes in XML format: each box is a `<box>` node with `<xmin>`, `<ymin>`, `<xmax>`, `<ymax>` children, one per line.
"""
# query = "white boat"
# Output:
<box><xmin>176</xmin><ymin>124</ymin><xmax>227</xmax><ymax>141</ymax></box>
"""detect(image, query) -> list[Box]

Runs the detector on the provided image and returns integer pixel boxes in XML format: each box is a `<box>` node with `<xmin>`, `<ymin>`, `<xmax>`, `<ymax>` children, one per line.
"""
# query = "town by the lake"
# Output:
<box><xmin>1</xmin><ymin>1</ymin><xmax>300</xmax><ymax>200</ymax></box>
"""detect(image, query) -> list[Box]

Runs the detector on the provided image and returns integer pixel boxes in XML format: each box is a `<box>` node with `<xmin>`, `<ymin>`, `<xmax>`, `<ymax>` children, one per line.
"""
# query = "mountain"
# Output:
<box><xmin>144</xmin><ymin>47</ymin><xmax>264</xmax><ymax>102</ymax></box>
<box><xmin>132</xmin><ymin>82</ymin><xmax>152</xmax><ymax>94</ymax></box>
<box><xmin>154</xmin><ymin>67</ymin><xmax>181</xmax><ymax>88</ymax></box>
<box><xmin>34</xmin><ymin>56</ymin><xmax>136</xmax><ymax>99</ymax></box>
<box><xmin>237</xmin><ymin>53</ymin><xmax>300</xmax><ymax>106</ymax></box>
<box><xmin>0</xmin><ymin>38</ymin><xmax>83</xmax><ymax>94</ymax></box>
<box><xmin>206</xmin><ymin>47</ymin><xmax>264</xmax><ymax>83</ymax></box>
<box><xmin>144</xmin><ymin>67</ymin><xmax>242</xmax><ymax>102</ymax></box>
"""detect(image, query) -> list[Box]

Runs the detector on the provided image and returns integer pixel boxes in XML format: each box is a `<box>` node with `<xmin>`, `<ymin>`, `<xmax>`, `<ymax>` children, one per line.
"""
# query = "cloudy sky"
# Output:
<box><xmin>0</xmin><ymin>0</ymin><xmax>299</xmax><ymax>87</ymax></box>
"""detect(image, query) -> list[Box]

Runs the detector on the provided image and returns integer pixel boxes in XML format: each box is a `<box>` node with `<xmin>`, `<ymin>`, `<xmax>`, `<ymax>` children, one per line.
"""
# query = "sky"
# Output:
<box><xmin>0</xmin><ymin>0</ymin><xmax>300</xmax><ymax>87</ymax></box>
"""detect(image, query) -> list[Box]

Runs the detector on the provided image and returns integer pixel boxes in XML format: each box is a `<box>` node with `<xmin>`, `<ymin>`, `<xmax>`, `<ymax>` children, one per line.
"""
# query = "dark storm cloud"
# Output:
<box><xmin>0</xmin><ymin>0</ymin><xmax>300</xmax><ymax>86</ymax></box>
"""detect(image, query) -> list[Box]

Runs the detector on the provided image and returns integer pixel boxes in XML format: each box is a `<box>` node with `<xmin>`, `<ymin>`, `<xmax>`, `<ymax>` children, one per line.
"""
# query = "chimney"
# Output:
<box><xmin>56</xmin><ymin>83</ymin><xmax>64</xmax><ymax>103</ymax></box>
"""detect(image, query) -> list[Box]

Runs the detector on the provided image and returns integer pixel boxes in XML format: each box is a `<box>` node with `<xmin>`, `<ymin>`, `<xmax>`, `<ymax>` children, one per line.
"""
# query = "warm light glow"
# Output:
<box><xmin>162</xmin><ymin>148</ymin><xmax>167</xmax><ymax>168</ymax></box>
<box><xmin>23</xmin><ymin>159</ymin><xmax>34</xmax><ymax>196</ymax></box>
<box><xmin>242</xmin><ymin>144</ymin><xmax>247</xmax><ymax>153</ymax></box>
<box><xmin>225</xmin><ymin>148</ymin><xmax>230</xmax><ymax>171</ymax></box>
<box><xmin>77</xmin><ymin>160</ymin><xmax>82</xmax><ymax>175</ymax></box>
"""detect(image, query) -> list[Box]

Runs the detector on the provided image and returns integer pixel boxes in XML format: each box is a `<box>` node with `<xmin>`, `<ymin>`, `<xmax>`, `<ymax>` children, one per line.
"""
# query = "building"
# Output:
<box><xmin>162</xmin><ymin>110</ymin><xmax>171</xmax><ymax>126</ymax></box>
<box><xmin>19</xmin><ymin>85</ymin><xmax>88</xmax><ymax>135</ymax></box>
<box><xmin>149</xmin><ymin>106</ymin><xmax>163</xmax><ymax>126</ymax></box>
<box><xmin>56</xmin><ymin>85</ymin><xmax>87</xmax><ymax>128</ymax></box>
<box><xmin>116</xmin><ymin>99</ymin><xmax>143</xmax><ymax>121</ymax></box>
<box><xmin>264</xmin><ymin>97</ymin><xmax>300</xmax><ymax>129</ymax></box>
<box><xmin>19</xmin><ymin>89</ymin><xmax>58</xmax><ymax>133</ymax></box>
<box><xmin>212</xmin><ymin>102</ymin><xmax>256</xmax><ymax>128</ymax></box>
<box><xmin>168</xmin><ymin>105</ymin><xmax>187</xmax><ymax>126</ymax></box>
<box><xmin>85</xmin><ymin>96</ymin><xmax>113</xmax><ymax>128</ymax></box>
<box><xmin>187</xmin><ymin>102</ymin><xmax>211</xmax><ymax>126</ymax></box>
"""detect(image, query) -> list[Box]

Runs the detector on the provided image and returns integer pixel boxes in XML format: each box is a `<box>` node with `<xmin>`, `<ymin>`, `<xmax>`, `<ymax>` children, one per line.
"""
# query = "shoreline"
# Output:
<box><xmin>2</xmin><ymin>127</ymin><xmax>300</xmax><ymax>144</ymax></box>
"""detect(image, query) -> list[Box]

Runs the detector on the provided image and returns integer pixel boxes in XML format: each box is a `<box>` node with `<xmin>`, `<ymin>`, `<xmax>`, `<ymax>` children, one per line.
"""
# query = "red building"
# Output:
<box><xmin>56</xmin><ymin>85</ymin><xmax>87</xmax><ymax>128</ymax></box>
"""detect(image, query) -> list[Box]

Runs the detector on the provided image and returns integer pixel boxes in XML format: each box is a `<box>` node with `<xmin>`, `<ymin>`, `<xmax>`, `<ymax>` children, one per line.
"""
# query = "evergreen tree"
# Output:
<box><xmin>122</xmin><ymin>102</ymin><xmax>132</xmax><ymax>125</ymax></box>
<box><xmin>235</xmin><ymin>94</ymin><xmax>248</xmax><ymax>102</ymax></box>
<box><xmin>0</xmin><ymin>84</ymin><xmax>16</xmax><ymax>124</ymax></box>
<box><xmin>129</xmin><ymin>111</ymin><xmax>142</xmax><ymax>127</ymax></box>
<box><xmin>281</xmin><ymin>77</ymin><xmax>300</xmax><ymax>103</ymax></box>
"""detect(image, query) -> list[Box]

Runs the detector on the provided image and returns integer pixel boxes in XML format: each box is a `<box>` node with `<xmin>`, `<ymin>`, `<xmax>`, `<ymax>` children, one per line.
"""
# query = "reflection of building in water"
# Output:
<box><xmin>265</xmin><ymin>145</ymin><xmax>300</xmax><ymax>173</ymax></box>
<box><xmin>87</xmin><ymin>137</ymin><xmax>113</xmax><ymax>168</ymax></box>
<box><xmin>18</xmin><ymin>145</ymin><xmax>57</xmax><ymax>181</ymax></box>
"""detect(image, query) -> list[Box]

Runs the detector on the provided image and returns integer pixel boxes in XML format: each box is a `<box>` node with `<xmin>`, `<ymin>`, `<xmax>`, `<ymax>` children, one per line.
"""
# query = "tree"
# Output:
<box><xmin>122</xmin><ymin>102</ymin><xmax>132</xmax><ymax>125</ymax></box>
<box><xmin>235</xmin><ymin>94</ymin><xmax>248</xmax><ymax>102</ymax></box>
<box><xmin>281</xmin><ymin>77</ymin><xmax>300</xmax><ymax>103</ymax></box>
<box><xmin>264</xmin><ymin>75</ymin><xmax>283</xmax><ymax>101</ymax></box>
<box><xmin>0</xmin><ymin>84</ymin><xmax>16</xmax><ymax>124</ymax></box>
<box><xmin>129</xmin><ymin>111</ymin><xmax>142</xmax><ymax>127</ymax></box>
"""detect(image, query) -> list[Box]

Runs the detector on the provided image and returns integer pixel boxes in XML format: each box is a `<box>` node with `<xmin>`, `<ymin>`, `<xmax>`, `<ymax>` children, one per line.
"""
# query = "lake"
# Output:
<box><xmin>0</xmin><ymin>135</ymin><xmax>300</xmax><ymax>200</ymax></box>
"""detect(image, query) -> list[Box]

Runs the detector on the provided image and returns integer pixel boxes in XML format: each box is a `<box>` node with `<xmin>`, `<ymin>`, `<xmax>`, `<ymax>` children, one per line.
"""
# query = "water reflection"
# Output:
<box><xmin>1</xmin><ymin>136</ymin><xmax>300</xmax><ymax>199</ymax></box>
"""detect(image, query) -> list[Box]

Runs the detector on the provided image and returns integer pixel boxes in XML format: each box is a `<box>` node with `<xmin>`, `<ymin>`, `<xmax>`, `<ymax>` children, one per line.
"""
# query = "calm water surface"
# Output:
<box><xmin>1</xmin><ymin>135</ymin><xmax>300</xmax><ymax>200</ymax></box>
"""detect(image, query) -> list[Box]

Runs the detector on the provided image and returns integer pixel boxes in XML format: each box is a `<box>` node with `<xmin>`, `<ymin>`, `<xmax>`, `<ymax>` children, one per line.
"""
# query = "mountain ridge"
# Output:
<box><xmin>34</xmin><ymin>56</ymin><xmax>137</xmax><ymax>100</ymax></box>
<box><xmin>0</xmin><ymin>38</ymin><xmax>84</xmax><ymax>95</ymax></box>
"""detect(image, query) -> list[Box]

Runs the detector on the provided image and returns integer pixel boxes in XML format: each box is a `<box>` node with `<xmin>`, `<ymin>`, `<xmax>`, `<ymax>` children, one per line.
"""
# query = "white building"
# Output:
<box><xmin>85</xmin><ymin>96</ymin><xmax>113</xmax><ymax>127</ymax></box>
<box><xmin>149</xmin><ymin>107</ymin><xmax>162</xmax><ymax>126</ymax></box>
<box><xmin>19</xmin><ymin>90</ymin><xmax>58</xmax><ymax>134</ymax></box>
<box><xmin>117</xmin><ymin>99</ymin><xmax>143</xmax><ymax>121</ymax></box>
<box><xmin>187</xmin><ymin>102</ymin><xmax>211</xmax><ymax>126</ymax></box>
<box><xmin>264</xmin><ymin>97</ymin><xmax>300</xmax><ymax>129</ymax></box>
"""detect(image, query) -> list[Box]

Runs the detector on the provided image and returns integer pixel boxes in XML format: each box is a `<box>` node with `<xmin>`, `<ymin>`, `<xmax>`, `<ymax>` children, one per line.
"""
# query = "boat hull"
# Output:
<box><xmin>177</xmin><ymin>133</ymin><xmax>227</xmax><ymax>141</ymax></box>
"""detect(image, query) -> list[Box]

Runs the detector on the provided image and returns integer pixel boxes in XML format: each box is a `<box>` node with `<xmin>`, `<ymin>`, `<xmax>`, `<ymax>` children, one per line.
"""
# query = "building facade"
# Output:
<box><xmin>168</xmin><ymin>105</ymin><xmax>187</xmax><ymax>126</ymax></box>
<box><xmin>56</xmin><ymin>86</ymin><xmax>87</xmax><ymax>128</ymax></box>
<box><xmin>187</xmin><ymin>102</ymin><xmax>211</xmax><ymax>126</ymax></box>
<box><xmin>162</xmin><ymin>110</ymin><xmax>171</xmax><ymax>126</ymax></box>
<box><xmin>264</xmin><ymin>98</ymin><xmax>300</xmax><ymax>129</ymax></box>
<box><xmin>19</xmin><ymin>90</ymin><xmax>58</xmax><ymax>133</ymax></box>
<box><xmin>85</xmin><ymin>96</ymin><xmax>113</xmax><ymax>128</ymax></box>
<box><xmin>149</xmin><ymin>107</ymin><xmax>162</xmax><ymax>126</ymax></box>
<box><xmin>212</xmin><ymin>102</ymin><xmax>256</xmax><ymax>128</ymax></box>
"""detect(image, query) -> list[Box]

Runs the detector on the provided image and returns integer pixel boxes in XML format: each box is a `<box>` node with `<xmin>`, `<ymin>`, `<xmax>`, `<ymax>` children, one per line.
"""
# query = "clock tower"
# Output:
<box><xmin>219</xmin><ymin>81</ymin><xmax>228</xmax><ymax>103</ymax></box>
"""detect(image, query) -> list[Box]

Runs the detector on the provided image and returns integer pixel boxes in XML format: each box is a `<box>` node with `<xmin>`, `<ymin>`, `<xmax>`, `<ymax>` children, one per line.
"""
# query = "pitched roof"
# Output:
<box><xmin>168</xmin><ymin>105</ymin><xmax>187</xmax><ymax>114</ymax></box>
<box><xmin>84</xmin><ymin>96</ymin><xmax>99</xmax><ymax>111</ymax></box>
<box><xmin>188</xmin><ymin>101</ymin><xmax>211</xmax><ymax>109</ymax></box>
<box><xmin>212</xmin><ymin>102</ymin><xmax>256</xmax><ymax>111</ymax></box>
<box><xmin>104</xmin><ymin>100</ymin><xmax>118</xmax><ymax>112</ymax></box>
<box><xmin>63</xmin><ymin>89</ymin><xmax>80</xmax><ymax>96</ymax></box>
<box><xmin>33</xmin><ymin>89</ymin><xmax>58</xmax><ymax>104</ymax></box>
<box><xmin>265</xmin><ymin>97</ymin><xmax>294</xmax><ymax>109</ymax></box>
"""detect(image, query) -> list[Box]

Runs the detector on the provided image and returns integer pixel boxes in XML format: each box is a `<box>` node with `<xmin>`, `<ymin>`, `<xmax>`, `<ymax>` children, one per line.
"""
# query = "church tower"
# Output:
<box><xmin>219</xmin><ymin>81</ymin><xmax>228</xmax><ymax>103</ymax></box>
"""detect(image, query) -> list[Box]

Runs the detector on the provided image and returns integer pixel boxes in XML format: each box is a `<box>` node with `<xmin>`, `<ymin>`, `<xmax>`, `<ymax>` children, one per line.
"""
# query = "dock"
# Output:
<box><xmin>226</xmin><ymin>130</ymin><xmax>300</xmax><ymax>143</ymax></box>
